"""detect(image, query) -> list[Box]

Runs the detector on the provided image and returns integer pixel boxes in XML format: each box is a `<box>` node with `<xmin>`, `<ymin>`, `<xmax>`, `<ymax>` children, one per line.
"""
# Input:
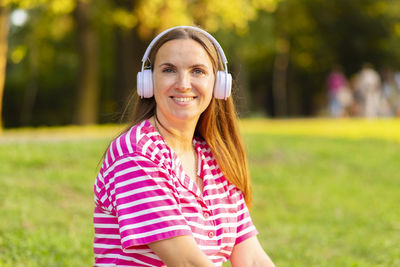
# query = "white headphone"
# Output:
<box><xmin>137</xmin><ymin>26</ymin><xmax>232</xmax><ymax>100</ymax></box>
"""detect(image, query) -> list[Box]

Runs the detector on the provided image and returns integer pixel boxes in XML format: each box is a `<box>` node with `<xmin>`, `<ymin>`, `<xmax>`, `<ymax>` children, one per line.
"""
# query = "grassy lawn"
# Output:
<box><xmin>0</xmin><ymin>119</ymin><xmax>399</xmax><ymax>266</ymax></box>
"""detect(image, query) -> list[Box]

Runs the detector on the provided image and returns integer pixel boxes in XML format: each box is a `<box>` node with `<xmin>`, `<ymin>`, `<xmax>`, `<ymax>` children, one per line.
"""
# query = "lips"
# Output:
<box><xmin>170</xmin><ymin>96</ymin><xmax>197</xmax><ymax>102</ymax></box>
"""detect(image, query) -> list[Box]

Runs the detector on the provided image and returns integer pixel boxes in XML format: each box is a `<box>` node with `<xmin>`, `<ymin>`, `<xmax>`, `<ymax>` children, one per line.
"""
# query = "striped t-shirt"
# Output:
<box><xmin>93</xmin><ymin>120</ymin><xmax>258</xmax><ymax>266</ymax></box>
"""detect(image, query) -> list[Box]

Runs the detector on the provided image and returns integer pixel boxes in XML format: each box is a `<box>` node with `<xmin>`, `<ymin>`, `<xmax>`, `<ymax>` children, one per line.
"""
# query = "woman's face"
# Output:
<box><xmin>153</xmin><ymin>38</ymin><xmax>215</xmax><ymax>126</ymax></box>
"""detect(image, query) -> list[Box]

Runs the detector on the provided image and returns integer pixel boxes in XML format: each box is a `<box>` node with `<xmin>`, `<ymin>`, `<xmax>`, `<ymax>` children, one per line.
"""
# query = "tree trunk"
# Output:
<box><xmin>73</xmin><ymin>0</ymin><xmax>99</xmax><ymax>125</ymax></box>
<box><xmin>272</xmin><ymin>37</ymin><xmax>290</xmax><ymax>117</ymax></box>
<box><xmin>114</xmin><ymin>0</ymin><xmax>144</xmax><ymax>122</ymax></box>
<box><xmin>114</xmin><ymin>27</ymin><xmax>143</xmax><ymax>117</ymax></box>
<box><xmin>0</xmin><ymin>7</ymin><xmax>10</xmax><ymax>131</ymax></box>
<box><xmin>272</xmin><ymin>1</ymin><xmax>290</xmax><ymax>118</ymax></box>
<box><xmin>20</xmin><ymin>36</ymin><xmax>39</xmax><ymax>126</ymax></box>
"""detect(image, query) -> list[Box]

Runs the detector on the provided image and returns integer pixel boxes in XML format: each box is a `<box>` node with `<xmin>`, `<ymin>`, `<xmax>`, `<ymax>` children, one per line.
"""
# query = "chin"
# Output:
<box><xmin>170</xmin><ymin>111</ymin><xmax>200</xmax><ymax>122</ymax></box>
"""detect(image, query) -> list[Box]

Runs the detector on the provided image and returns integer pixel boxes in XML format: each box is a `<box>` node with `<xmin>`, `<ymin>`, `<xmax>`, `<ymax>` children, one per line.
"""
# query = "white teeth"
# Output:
<box><xmin>173</xmin><ymin>97</ymin><xmax>195</xmax><ymax>102</ymax></box>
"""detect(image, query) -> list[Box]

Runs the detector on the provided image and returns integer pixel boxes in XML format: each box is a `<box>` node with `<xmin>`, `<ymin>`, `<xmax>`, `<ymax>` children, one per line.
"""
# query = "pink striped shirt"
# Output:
<box><xmin>93</xmin><ymin>120</ymin><xmax>258</xmax><ymax>266</ymax></box>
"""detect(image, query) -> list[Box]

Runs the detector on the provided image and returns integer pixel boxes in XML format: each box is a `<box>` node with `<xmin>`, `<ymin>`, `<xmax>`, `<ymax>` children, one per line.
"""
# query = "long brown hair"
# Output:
<box><xmin>122</xmin><ymin>27</ymin><xmax>252</xmax><ymax>206</ymax></box>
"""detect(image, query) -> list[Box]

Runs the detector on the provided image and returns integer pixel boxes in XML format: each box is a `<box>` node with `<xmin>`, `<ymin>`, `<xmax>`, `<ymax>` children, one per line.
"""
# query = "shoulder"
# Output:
<box><xmin>102</xmin><ymin>120</ymin><xmax>171</xmax><ymax>171</ymax></box>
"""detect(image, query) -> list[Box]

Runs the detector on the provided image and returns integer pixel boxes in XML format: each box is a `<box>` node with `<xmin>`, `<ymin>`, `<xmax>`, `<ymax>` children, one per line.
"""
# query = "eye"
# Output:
<box><xmin>192</xmin><ymin>68</ymin><xmax>206</xmax><ymax>75</ymax></box>
<box><xmin>162</xmin><ymin>67</ymin><xmax>175</xmax><ymax>73</ymax></box>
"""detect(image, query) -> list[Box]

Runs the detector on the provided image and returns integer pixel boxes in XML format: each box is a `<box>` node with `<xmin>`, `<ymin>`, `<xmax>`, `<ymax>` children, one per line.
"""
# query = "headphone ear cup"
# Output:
<box><xmin>225</xmin><ymin>73</ymin><xmax>232</xmax><ymax>99</ymax></box>
<box><xmin>214</xmin><ymin>71</ymin><xmax>232</xmax><ymax>100</ymax></box>
<box><xmin>137</xmin><ymin>71</ymin><xmax>144</xmax><ymax>97</ymax></box>
<box><xmin>137</xmin><ymin>69</ymin><xmax>154</xmax><ymax>98</ymax></box>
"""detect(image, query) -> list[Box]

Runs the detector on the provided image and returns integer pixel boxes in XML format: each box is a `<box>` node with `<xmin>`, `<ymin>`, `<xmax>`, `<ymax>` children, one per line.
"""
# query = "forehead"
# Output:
<box><xmin>154</xmin><ymin>39</ymin><xmax>213</xmax><ymax>67</ymax></box>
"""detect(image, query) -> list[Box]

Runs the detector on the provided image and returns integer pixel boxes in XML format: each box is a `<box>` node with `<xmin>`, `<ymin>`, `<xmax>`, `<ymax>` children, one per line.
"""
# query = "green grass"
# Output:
<box><xmin>1</xmin><ymin>119</ymin><xmax>399</xmax><ymax>266</ymax></box>
<box><xmin>0</xmin><ymin>140</ymin><xmax>105</xmax><ymax>266</ymax></box>
<box><xmin>246</xmin><ymin>135</ymin><xmax>400</xmax><ymax>267</ymax></box>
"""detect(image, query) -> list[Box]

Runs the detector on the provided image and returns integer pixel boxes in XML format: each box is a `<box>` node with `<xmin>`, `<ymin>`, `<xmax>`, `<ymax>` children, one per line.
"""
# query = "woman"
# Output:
<box><xmin>93</xmin><ymin>26</ymin><xmax>275</xmax><ymax>267</ymax></box>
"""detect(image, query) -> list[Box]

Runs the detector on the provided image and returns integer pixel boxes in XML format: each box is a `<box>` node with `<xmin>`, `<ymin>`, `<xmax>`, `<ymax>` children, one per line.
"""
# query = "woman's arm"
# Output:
<box><xmin>148</xmin><ymin>235</ymin><xmax>216</xmax><ymax>267</ymax></box>
<box><xmin>230</xmin><ymin>236</ymin><xmax>275</xmax><ymax>267</ymax></box>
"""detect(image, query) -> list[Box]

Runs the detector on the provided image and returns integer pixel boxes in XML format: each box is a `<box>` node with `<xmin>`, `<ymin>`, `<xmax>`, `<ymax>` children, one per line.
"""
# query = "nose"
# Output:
<box><xmin>176</xmin><ymin>71</ymin><xmax>191</xmax><ymax>91</ymax></box>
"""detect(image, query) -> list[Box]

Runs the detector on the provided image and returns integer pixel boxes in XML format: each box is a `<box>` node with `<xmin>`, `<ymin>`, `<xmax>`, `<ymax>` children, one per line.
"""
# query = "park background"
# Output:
<box><xmin>0</xmin><ymin>0</ymin><xmax>400</xmax><ymax>266</ymax></box>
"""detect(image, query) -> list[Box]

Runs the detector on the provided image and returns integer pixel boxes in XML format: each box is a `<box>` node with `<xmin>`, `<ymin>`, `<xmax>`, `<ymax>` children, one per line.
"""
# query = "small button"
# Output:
<box><xmin>208</xmin><ymin>231</ymin><xmax>215</xmax><ymax>238</ymax></box>
<box><xmin>203</xmin><ymin>212</ymin><xmax>210</xmax><ymax>219</ymax></box>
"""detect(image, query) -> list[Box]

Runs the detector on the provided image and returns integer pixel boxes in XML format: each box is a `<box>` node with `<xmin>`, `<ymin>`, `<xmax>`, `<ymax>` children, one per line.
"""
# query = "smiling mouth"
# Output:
<box><xmin>170</xmin><ymin>96</ymin><xmax>197</xmax><ymax>102</ymax></box>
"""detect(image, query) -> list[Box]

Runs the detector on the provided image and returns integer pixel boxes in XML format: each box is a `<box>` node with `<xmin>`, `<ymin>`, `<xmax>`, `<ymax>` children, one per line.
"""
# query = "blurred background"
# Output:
<box><xmin>1</xmin><ymin>0</ymin><xmax>400</xmax><ymax>129</ymax></box>
<box><xmin>1</xmin><ymin>1</ymin><xmax>400</xmax><ymax>266</ymax></box>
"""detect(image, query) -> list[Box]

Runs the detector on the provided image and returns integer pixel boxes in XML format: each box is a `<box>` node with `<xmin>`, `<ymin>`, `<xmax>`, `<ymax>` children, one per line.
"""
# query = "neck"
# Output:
<box><xmin>152</xmin><ymin>112</ymin><xmax>198</xmax><ymax>154</ymax></box>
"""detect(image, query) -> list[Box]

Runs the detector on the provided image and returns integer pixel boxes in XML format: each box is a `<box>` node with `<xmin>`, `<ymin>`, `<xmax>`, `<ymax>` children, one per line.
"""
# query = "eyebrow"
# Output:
<box><xmin>158</xmin><ymin>63</ymin><xmax>175</xmax><ymax>68</ymax></box>
<box><xmin>157</xmin><ymin>63</ymin><xmax>210</xmax><ymax>69</ymax></box>
<box><xmin>190</xmin><ymin>64</ymin><xmax>209</xmax><ymax>69</ymax></box>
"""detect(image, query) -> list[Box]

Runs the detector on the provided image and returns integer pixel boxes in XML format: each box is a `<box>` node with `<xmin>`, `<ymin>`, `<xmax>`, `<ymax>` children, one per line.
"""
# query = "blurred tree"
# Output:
<box><xmin>266</xmin><ymin>0</ymin><xmax>400</xmax><ymax>116</ymax></box>
<box><xmin>0</xmin><ymin>6</ymin><xmax>9</xmax><ymax>131</ymax></box>
<box><xmin>2</xmin><ymin>0</ymin><xmax>279</xmax><ymax>128</ymax></box>
<box><xmin>73</xmin><ymin>0</ymin><xmax>99</xmax><ymax>125</ymax></box>
<box><xmin>211</xmin><ymin>7</ymin><xmax>276</xmax><ymax>116</ymax></box>
<box><xmin>272</xmin><ymin>0</ymin><xmax>290</xmax><ymax>117</ymax></box>
<box><xmin>111</xmin><ymin>0</ymin><xmax>142</xmax><ymax>117</ymax></box>
<box><xmin>1</xmin><ymin>0</ymin><xmax>78</xmax><ymax>128</ymax></box>
<box><xmin>4</xmin><ymin>0</ymin><xmax>400</xmax><ymax>127</ymax></box>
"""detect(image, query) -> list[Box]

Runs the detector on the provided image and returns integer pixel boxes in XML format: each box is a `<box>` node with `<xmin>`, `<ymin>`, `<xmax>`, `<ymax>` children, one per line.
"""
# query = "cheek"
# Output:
<box><xmin>153</xmin><ymin>75</ymin><xmax>171</xmax><ymax>95</ymax></box>
<box><xmin>153</xmin><ymin>73</ymin><xmax>162</xmax><ymax>89</ymax></box>
<box><xmin>203</xmin><ymin>77</ymin><xmax>215</xmax><ymax>97</ymax></box>
<box><xmin>208</xmin><ymin>81</ymin><xmax>215</xmax><ymax>99</ymax></box>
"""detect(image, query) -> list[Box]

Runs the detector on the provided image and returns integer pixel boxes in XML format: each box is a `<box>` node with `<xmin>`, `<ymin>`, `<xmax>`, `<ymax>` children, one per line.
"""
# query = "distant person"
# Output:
<box><xmin>356</xmin><ymin>64</ymin><xmax>382</xmax><ymax>118</ymax></box>
<box><xmin>326</xmin><ymin>66</ymin><xmax>352</xmax><ymax>117</ymax></box>
<box><xmin>380</xmin><ymin>69</ymin><xmax>398</xmax><ymax>117</ymax></box>
<box><xmin>349</xmin><ymin>73</ymin><xmax>364</xmax><ymax>116</ymax></box>
<box><xmin>92</xmin><ymin>26</ymin><xmax>275</xmax><ymax>266</ymax></box>
<box><xmin>394</xmin><ymin>71</ymin><xmax>400</xmax><ymax>117</ymax></box>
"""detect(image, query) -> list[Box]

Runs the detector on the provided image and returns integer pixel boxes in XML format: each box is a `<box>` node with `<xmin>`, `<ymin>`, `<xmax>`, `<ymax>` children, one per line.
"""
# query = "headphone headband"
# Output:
<box><xmin>140</xmin><ymin>26</ymin><xmax>228</xmax><ymax>72</ymax></box>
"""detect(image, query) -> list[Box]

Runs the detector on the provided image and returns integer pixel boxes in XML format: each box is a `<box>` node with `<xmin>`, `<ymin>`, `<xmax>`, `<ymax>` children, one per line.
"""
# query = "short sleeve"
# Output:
<box><xmin>112</xmin><ymin>154</ymin><xmax>192</xmax><ymax>250</ymax></box>
<box><xmin>235</xmin><ymin>191</ymin><xmax>258</xmax><ymax>245</ymax></box>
